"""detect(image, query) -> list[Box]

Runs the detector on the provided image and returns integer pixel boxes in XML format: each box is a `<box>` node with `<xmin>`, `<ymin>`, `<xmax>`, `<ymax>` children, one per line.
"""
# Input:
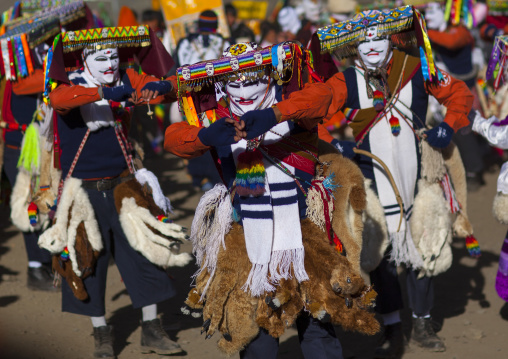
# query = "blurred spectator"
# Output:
<box><xmin>225</xmin><ymin>3</ymin><xmax>256</xmax><ymax>43</ymax></box>
<box><xmin>117</xmin><ymin>6</ymin><xmax>138</xmax><ymax>27</ymax></box>
<box><xmin>277</xmin><ymin>6</ymin><xmax>301</xmax><ymax>41</ymax></box>
<box><xmin>259</xmin><ymin>20</ymin><xmax>281</xmax><ymax>47</ymax></box>
<box><xmin>142</xmin><ymin>10</ymin><xmax>165</xmax><ymax>38</ymax></box>
<box><xmin>174</xmin><ymin>9</ymin><xmax>229</xmax><ymax>67</ymax></box>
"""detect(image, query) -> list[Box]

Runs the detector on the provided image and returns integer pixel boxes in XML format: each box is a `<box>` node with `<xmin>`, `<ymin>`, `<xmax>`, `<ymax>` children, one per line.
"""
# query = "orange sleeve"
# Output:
<box><xmin>324</xmin><ymin>72</ymin><xmax>348</xmax><ymax>120</ymax></box>
<box><xmin>164</xmin><ymin>121</ymin><xmax>210</xmax><ymax>159</ymax></box>
<box><xmin>126</xmin><ymin>68</ymin><xmax>178</xmax><ymax>104</ymax></box>
<box><xmin>275</xmin><ymin>81</ymin><xmax>333</xmax><ymax>130</ymax></box>
<box><xmin>317</xmin><ymin>123</ymin><xmax>335</xmax><ymax>143</ymax></box>
<box><xmin>427</xmin><ymin>26</ymin><xmax>474</xmax><ymax>50</ymax></box>
<box><xmin>426</xmin><ymin>72</ymin><xmax>473</xmax><ymax>131</ymax></box>
<box><xmin>11</xmin><ymin>69</ymin><xmax>44</xmax><ymax>95</ymax></box>
<box><xmin>49</xmin><ymin>83</ymin><xmax>102</xmax><ymax>115</ymax></box>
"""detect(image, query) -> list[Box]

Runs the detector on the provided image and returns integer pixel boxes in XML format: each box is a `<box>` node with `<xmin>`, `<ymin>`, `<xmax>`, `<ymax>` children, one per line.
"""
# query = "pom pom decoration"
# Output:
<box><xmin>157</xmin><ymin>215</ymin><xmax>172</xmax><ymax>223</ymax></box>
<box><xmin>235</xmin><ymin>148</ymin><xmax>266</xmax><ymax>197</ymax></box>
<box><xmin>332</xmin><ymin>233</ymin><xmax>344</xmax><ymax>255</ymax></box>
<box><xmin>373</xmin><ymin>90</ymin><xmax>386</xmax><ymax>112</ymax></box>
<box><xmin>27</xmin><ymin>202</ymin><xmax>38</xmax><ymax>226</ymax></box>
<box><xmin>60</xmin><ymin>247</ymin><xmax>70</xmax><ymax>261</ymax></box>
<box><xmin>389</xmin><ymin>116</ymin><xmax>401</xmax><ymax>136</ymax></box>
<box><xmin>465</xmin><ymin>235</ymin><xmax>481</xmax><ymax>258</ymax></box>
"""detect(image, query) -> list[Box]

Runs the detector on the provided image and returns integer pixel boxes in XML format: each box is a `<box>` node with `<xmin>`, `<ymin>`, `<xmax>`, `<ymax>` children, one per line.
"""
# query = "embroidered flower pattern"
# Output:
<box><xmin>378</xmin><ymin>15</ymin><xmax>385</xmax><ymax>21</ymax></box>
<box><xmin>346</xmin><ymin>24</ymin><xmax>353</xmax><ymax>30</ymax></box>
<box><xmin>229</xmin><ymin>43</ymin><xmax>247</xmax><ymax>56</ymax></box>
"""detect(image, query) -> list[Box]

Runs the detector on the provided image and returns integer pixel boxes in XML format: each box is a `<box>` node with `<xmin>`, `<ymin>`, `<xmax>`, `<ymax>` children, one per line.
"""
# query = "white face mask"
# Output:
<box><xmin>226</xmin><ymin>77</ymin><xmax>276</xmax><ymax>116</ymax></box>
<box><xmin>425</xmin><ymin>3</ymin><xmax>446</xmax><ymax>30</ymax></box>
<box><xmin>83</xmin><ymin>48</ymin><xmax>120</xmax><ymax>85</ymax></box>
<box><xmin>357</xmin><ymin>26</ymin><xmax>392</xmax><ymax>69</ymax></box>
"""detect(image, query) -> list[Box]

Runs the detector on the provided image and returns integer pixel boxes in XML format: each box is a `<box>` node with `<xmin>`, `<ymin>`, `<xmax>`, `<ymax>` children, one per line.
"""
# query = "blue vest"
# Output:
<box><xmin>57</xmin><ymin>70</ymin><xmax>132</xmax><ymax>180</ymax></box>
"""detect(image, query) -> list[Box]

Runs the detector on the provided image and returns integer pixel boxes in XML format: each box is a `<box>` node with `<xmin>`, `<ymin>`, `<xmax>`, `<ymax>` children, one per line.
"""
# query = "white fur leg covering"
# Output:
<box><xmin>411</xmin><ymin>179</ymin><xmax>452</xmax><ymax>277</ymax></box>
<box><xmin>38</xmin><ymin>177</ymin><xmax>102</xmax><ymax>276</ymax></box>
<box><xmin>10</xmin><ymin>169</ymin><xmax>36</xmax><ymax>232</ymax></box>
<box><xmin>360</xmin><ymin>179</ymin><xmax>389</xmax><ymax>273</ymax></box>
<box><xmin>493</xmin><ymin>192</ymin><xmax>508</xmax><ymax>224</ymax></box>
<box><xmin>118</xmin><ymin>197</ymin><xmax>191</xmax><ymax>268</ymax></box>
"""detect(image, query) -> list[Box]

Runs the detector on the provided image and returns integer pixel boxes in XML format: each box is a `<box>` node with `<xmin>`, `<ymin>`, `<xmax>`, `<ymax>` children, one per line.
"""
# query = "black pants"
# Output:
<box><xmin>370</xmin><ymin>255</ymin><xmax>434</xmax><ymax>317</ymax></box>
<box><xmin>240</xmin><ymin>313</ymin><xmax>343</xmax><ymax>359</ymax></box>
<box><xmin>3</xmin><ymin>146</ymin><xmax>52</xmax><ymax>264</ymax></box>
<box><xmin>61</xmin><ymin>187</ymin><xmax>175</xmax><ymax>317</ymax></box>
<box><xmin>453</xmin><ymin>130</ymin><xmax>486</xmax><ymax>175</ymax></box>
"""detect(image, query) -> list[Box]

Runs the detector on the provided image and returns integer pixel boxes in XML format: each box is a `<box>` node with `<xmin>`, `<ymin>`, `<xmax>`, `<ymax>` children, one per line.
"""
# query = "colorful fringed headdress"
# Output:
<box><xmin>488</xmin><ymin>0</ymin><xmax>508</xmax><ymax>16</ymax></box>
<box><xmin>43</xmin><ymin>25</ymin><xmax>174</xmax><ymax>100</ymax></box>
<box><xmin>0</xmin><ymin>16</ymin><xmax>60</xmax><ymax>81</ymax></box>
<box><xmin>315</xmin><ymin>5</ymin><xmax>441</xmax><ymax>82</ymax></box>
<box><xmin>403</xmin><ymin>0</ymin><xmax>477</xmax><ymax>28</ymax></box>
<box><xmin>486</xmin><ymin>34</ymin><xmax>508</xmax><ymax>90</ymax></box>
<box><xmin>4</xmin><ymin>0</ymin><xmax>90</xmax><ymax>31</ymax></box>
<box><xmin>176</xmin><ymin>41</ymin><xmax>310</xmax><ymax>128</ymax></box>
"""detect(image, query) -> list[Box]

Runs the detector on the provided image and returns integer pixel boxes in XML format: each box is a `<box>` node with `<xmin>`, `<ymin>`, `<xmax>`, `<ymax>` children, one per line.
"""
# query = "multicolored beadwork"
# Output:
<box><xmin>236</xmin><ymin>148</ymin><xmax>266</xmax><ymax>197</ymax></box>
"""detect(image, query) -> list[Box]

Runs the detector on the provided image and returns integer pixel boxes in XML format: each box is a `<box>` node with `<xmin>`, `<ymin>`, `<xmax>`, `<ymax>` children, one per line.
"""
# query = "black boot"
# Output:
<box><xmin>374</xmin><ymin>322</ymin><xmax>404</xmax><ymax>358</ymax></box>
<box><xmin>141</xmin><ymin>318</ymin><xmax>183</xmax><ymax>354</ymax></box>
<box><xmin>93</xmin><ymin>325</ymin><xmax>115</xmax><ymax>358</ymax></box>
<box><xmin>411</xmin><ymin>317</ymin><xmax>446</xmax><ymax>352</ymax></box>
<box><xmin>27</xmin><ymin>264</ymin><xmax>59</xmax><ymax>292</ymax></box>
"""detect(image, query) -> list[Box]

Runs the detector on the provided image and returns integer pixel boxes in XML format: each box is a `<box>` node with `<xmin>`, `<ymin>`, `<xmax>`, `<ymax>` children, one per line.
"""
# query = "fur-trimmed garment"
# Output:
<box><xmin>39</xmin><ymin>173</ymin><xmax>191</xmax><ymax>300</ymax></box>
<box><xmin>184</xmin><ymin>144</ymin><xmax>378</xmax><ymax>355</ymax></box>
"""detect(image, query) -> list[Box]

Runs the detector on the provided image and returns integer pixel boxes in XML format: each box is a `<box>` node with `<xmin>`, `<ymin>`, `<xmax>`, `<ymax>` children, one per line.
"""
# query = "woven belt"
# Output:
<box><xmin>81</xmin><ymin>174</ymin><xmax>134</xmax><ymax>191</ymax></box>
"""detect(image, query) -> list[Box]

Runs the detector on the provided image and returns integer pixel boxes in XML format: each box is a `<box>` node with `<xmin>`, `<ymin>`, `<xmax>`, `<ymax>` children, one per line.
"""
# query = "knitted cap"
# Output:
<box><xmin>198</xmin><ymin>10</ymin><xmax>218</xmax><ymax>32</ymax></box>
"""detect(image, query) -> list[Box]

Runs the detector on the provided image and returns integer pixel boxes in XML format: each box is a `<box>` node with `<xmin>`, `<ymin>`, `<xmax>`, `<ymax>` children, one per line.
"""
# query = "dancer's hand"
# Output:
<box><xmin>140</xmin><ymin>80</ymin><xmax>173</xmax><ymax>101</ymax></box>
<box><xmin>102</xmin><ymin>85</ymin><xmax>135</xmax><ymax>102</ymax></box>
<box><xmin>240</xmin><ymin>108</ymin><xmax>278</xmax><ymax>140</ymax></box>
<box><xmin>424</xmin><ymin>122</ymin><xmax>454</xmax><ymax>148</ymax></box>
<box><xmin>198</xmin><ymin>117</ymin><xmax>239</xmax><ymax>147</ymax></box>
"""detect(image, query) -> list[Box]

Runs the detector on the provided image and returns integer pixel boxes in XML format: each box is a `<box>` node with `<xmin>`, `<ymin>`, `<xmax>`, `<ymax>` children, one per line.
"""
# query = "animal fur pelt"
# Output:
<box><xmin>114</xmin><ymin>175</ymin><xmax>191</xmax><ymax>268</ymax></box>
<box><xmin>10</xmin><ymin>169</ymin><xmax>47</xmax><ymax>232</ymax></box>
<box><xmin>185</xmin><ymin>219</ymin><xmax>379</xmax><ymax>356</ymax></box>
<box><xmin>493</xmin><ymin>192</ymin><xmax>508</xmax><ymax>224</ymax></box>
<box><xmin>442</xmin><ymin>142</ymin><xmax>474</xmax><ymax>237</ymax></box>
<box><xmin>182</xmin><ymin>142</ymin><xmax>378</xmax><ymax>356</ymax></box>
<box><xmin>313</xmin><ymin>140</ymin><xmax>366</xmax><ymax>274</ymax></box>
<box><xmin>38</xmin><ymin>177</ymin><xmax>103</xmax><ymax>277</ymax></box>
<box><xmin>32</xmin><ymin>139</ymin><xmax>61</xmax><ymax>215</ymax></box>
<box><xmin>360</xmin><ymin>178</ymin><xmax>390</xmax><ymax>273</ymax></box>
<box><xmin>10</xmin><ymin>135</ymin><xmax>60</xmax><ymax>231</ymax></box>
<box><xmin>51</xmin><ymin>221</ymin><xmax>100</xmax><ymax>300</ymax></box>
<box><xmin>411</xmin><ymin>179</ymin><xmax>452</xmax><ymax>278</ymax></box>
<box><xmin>299</xmin><ymin>218</ymin><xmax>379</xmax><ymax>335</ymax></box>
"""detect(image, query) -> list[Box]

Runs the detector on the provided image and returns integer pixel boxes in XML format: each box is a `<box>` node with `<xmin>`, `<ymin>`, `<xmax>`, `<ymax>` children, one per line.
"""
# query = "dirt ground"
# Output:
<box><xmin>0</xmin><ymin>152</ymin><xmax>507</xmax><ymax>359</ymax></box>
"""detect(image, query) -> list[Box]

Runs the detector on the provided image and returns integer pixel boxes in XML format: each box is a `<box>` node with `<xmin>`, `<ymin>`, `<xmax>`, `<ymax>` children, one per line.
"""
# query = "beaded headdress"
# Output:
<box><xmin>487</xmin><ymin>0</ymin><xmax>508</xmax><ymax>16</ymax></box>
<box><xmin>176</xmin><ymin>41</ymin><xmax>309</xmax><ymax>128</ymax></box>
<box><xmin>43</xmin><ymin>25</ymin><xmax>174</xmax><ymax>100</ymax></box>
<box><xmin>486</xmin><ymin>34</ymin><xmax>508</xmax><ymax>90</ymax></box>
<box><xmin>315</xmin><ymin>5</ymin><xmax>441</xmax><ymax>82</ymax></box>
<box><xmin>4</xmin><ymin>0</ymin><xmax>89</xmax><ymax>31</ymax></box>
<box><xmin>0</xmin><ymin>16</ymin><xmax>60</xmax><ymax>81</ymax></box>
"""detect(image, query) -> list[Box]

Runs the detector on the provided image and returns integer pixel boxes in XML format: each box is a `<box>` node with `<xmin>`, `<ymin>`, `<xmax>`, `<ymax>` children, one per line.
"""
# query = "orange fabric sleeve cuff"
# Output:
<box><xmin>12</xmin><ymin>69</ymin><xmax>45</xmax><ymax>95</ymax></box>
<box><xmin>49</xmin><ymin>84</ymin><xmax>102</xmax><ymax>114</ymax></box>
<box><xmin>164</xmin><ymin>121</ymin><xmax>210</xmax><ymax>159</ymax></box>
<box><xmin>275</xmin><ymin>82</ymin><xmax>333</xmax><ymax>130</ymax></box>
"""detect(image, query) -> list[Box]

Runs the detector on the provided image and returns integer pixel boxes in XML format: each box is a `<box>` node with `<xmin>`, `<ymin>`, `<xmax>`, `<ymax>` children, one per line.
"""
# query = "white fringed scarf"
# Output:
<box><xmin>232</xmin><ymin>121</ymin><xmax>308</xmax><ymax>296</ymax></box>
